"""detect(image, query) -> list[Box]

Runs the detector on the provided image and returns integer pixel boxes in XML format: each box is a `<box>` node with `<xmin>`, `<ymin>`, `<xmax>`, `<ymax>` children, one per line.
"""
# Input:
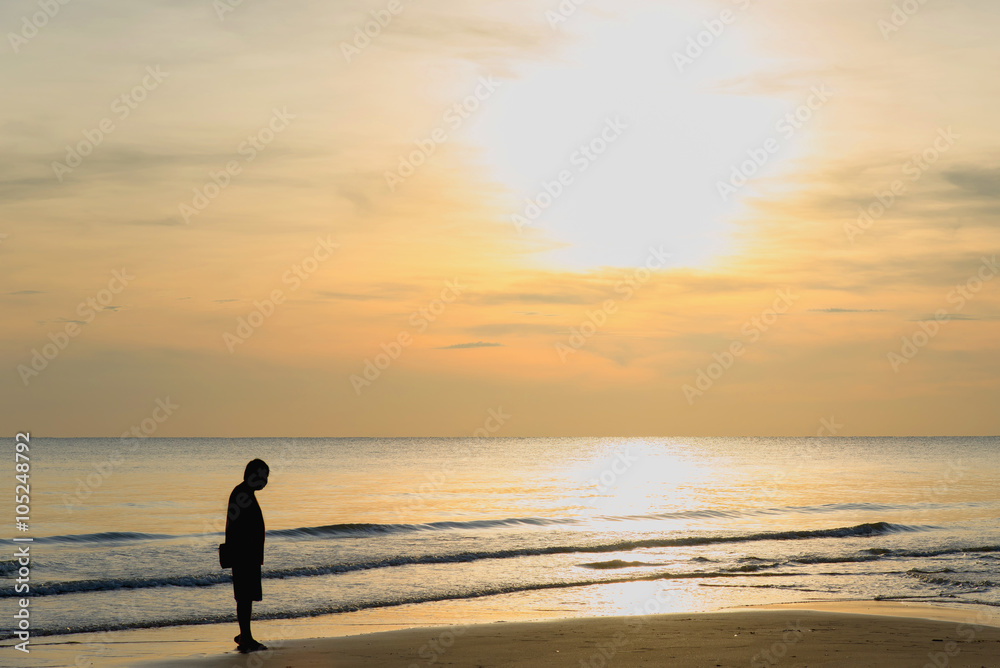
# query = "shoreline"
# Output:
<box><xmin>10</xmin><ymin>600</ymin><xmax>999</xmax><ymax>667</ymax></box>
<box><xmin>138</xmin><ymin>602</ymin><xmax>1000</xmax><ymax>667</ymax></box>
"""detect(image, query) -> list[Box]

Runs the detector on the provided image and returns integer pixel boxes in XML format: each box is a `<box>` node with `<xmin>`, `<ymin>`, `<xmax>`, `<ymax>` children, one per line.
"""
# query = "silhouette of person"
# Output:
<box><xmin>226</xmin><ymin>459</ymin><xmax>269</xmax><ymax>653</ymax></box>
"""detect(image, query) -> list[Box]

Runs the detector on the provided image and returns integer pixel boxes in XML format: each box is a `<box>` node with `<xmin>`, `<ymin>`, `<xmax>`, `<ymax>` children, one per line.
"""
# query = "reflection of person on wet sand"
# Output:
<box><xmin>226</xmin><ymin>459</ymin><xmax>269</xmax><ymax>653</ymax></box>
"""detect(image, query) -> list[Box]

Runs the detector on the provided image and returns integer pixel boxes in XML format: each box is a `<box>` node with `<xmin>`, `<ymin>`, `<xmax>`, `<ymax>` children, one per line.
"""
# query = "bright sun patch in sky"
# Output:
<box><xmin>470</xmin><ymin>5</ymin><xmax>789</xmax><ymax>271</ymax></box>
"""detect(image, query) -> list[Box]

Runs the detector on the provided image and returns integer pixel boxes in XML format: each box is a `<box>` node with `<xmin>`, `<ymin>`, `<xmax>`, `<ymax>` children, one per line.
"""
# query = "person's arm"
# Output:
<box><xmin>226</xmin><ymin>485</ymin><xmax>253</xmax><ymax>551</ymax></box>
<box><xmin>249</xmin><ymin>495</ymin><xmax>265</xmax><ymax>565</ymax></box>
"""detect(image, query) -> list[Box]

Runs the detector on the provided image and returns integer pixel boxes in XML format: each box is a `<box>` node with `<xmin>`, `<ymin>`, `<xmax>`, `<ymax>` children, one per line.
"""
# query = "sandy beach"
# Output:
<box><xmin>137</xmin><ymin>604</ymin><xmax>1000</xmax><ymax>668</ymax></box>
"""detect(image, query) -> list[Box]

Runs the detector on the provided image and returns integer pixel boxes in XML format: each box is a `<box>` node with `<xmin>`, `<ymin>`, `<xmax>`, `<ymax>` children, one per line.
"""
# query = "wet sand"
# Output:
<box><xmin>136</xmin><ymin>604</ymin><xmax>1000</xmax><ymax>667</ymax></box>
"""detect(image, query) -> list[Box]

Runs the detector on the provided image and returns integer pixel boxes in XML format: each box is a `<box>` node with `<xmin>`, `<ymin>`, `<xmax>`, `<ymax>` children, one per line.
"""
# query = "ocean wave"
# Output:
<box><xmin>790</xmin><ymin>554</ymin><xmax>885</xmax><ymax>565</ymax></box>
<box><xmin>0</xmin><ymin>560</ymin><xmax>21</xmax><ymax>575</ymax></box>
<box><xmin>905</xmin><ymin>569</ymin><xmax>998</xmax><ymax>590</ymax></box>
<box><xmin>723</xmin><ymin>562</ymin><xmax>782</xmax><ymax>573</ymax></box>
<box><xmin>605</xmin><ymin>502</ymin><xmax>915</xmax><ymax>524</ymax></box>
<box><xmin>884</xmin><ymin>545</ymin><xmax>1000</xmax><ymax>559</ymax></box>
<box><xmin>788</xmin><ymin>545</ymin><xmax>1000</xmax><ymax>566</ymax></box>
<box><xmin>24</xmin><ymin>517</ymin><xmax>576</xmax><ymax>545</ymax></box>
<box><xmin>578</xmin><ymin>560</ymin><xmax>660</xmax><ymax>569</ymax></box>
<box><xmin>23</xmin><ymin>513</ymin><xmax>931</xmax><ymax>547</ymax></box>
<box><xmin>7</xmin><ymin>522</ymin><xmax>921</xmax><ymax>598</ymax></box>
<box><xmin>0</xmin><ymin>568</ymin><xmax>794</xmax><ymax>640</ymax></box>
<box><xmin>28</xmin><ymin>531</ymin><xmax>176</xmax><ymax>545</ymax></box>
<box><xmin>270</xmin><ymin>516</ymin><xmax>574</xmax><ymax>539</ymax></box>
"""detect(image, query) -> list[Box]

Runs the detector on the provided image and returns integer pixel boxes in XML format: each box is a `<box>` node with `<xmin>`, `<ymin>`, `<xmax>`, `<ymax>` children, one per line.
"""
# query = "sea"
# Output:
<box><xmin>3</xmin><ymin>436</ymin><xmax>1000</xmax><ymax>661</ymax></box>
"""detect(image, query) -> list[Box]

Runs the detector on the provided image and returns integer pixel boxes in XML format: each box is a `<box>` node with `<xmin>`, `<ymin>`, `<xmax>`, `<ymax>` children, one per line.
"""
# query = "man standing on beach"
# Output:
<box><xmin>226</xmin><ymin>458</ymin><xmax>269</xmax><ymax>653</ymax></box>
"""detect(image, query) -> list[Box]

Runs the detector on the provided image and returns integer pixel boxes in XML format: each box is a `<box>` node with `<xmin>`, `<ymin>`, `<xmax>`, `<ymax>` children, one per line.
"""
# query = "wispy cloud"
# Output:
<box><xmin>809</xmin><ymin>308</ymin><xmax>888</xmax><ymax>313</ymax></box>
<box><xmin>943</xmin><ymin>166</ymin><xmax>1000</xmax><ymax>200</ymax></box>
<box><xmin>434</xmin><ymin>341</ymin><xmax>503</xmax><ymax>350</ymax></box>
<box><xmin>911</xmin><ymin>313</ymin><xmax>995</xmax><ymax>321</ymax></box>
<box><xmin>474</xmin><ymin>292</ymin><xmax>598</xmax><ymax>306</ymax></box>
<box><xmin>317</xmin><ymin>285</ymin><xmax>421</xmax><ymax>301</ymax></box>
<box><xmin>130</xmin><ymin>216</ymin><xmax>184</xmax><ymax>227</ymax></box>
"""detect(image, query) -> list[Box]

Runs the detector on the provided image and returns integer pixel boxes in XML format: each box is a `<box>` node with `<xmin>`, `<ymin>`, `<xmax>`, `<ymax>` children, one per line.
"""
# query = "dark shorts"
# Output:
<box><xmin>232</xmin><ymin>564</ymin><xmax>262</xmax><ymax>602</ymax></box>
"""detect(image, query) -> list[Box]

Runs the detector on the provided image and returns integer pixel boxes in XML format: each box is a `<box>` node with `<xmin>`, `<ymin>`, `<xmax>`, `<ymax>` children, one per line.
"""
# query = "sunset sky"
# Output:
<box><xmin>3</xmin><ymin>0</ymin><xmax>998</xmax><ymax>437</ymax></box>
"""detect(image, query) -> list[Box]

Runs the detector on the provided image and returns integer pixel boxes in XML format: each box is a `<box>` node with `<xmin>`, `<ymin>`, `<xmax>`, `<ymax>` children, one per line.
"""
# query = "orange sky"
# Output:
<box><xmin>2</xmin><ymin>0</ymin><xmax>998</xmax><ymax>436</ymax></box>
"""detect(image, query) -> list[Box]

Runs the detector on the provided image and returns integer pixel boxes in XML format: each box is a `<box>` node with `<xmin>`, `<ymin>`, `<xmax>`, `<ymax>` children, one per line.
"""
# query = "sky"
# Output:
<box><xmin>2</xmin><ymin>0</ymin><xmax>998</xmax><ymax>437</ymax></box>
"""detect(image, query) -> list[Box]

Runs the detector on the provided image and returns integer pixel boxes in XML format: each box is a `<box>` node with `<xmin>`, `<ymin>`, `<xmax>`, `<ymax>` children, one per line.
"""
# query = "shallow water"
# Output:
<box><xmin>3</xmin><ymin>436</ymin><xmax>999</xmax><ymax>640</ymax></box>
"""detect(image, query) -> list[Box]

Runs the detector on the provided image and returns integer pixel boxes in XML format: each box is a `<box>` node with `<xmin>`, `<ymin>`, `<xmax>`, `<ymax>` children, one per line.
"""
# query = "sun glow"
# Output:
<box><xmin>570</xmin><ymin>439</ymin><xmax>711</xmax><ymax>519</ymax></box>
<box><xmin>470</xmin><ymin>5</ymin><xmax>786</xmax><ymax>271</ymax></box>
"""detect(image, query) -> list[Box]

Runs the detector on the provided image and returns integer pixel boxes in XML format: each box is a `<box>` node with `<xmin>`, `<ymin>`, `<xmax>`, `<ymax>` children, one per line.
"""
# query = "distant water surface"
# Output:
<box><xmin>3</xmin><ymin>436</ymin><xmax>999</xmax><ymax>638</ymax></box>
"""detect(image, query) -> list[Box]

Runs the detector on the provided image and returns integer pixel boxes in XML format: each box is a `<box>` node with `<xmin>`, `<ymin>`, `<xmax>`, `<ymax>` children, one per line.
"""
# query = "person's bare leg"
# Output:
<box><xmin>237</xmin><ymin>600</ymin><xmax>253</xmax><ymax>644</ymax></box>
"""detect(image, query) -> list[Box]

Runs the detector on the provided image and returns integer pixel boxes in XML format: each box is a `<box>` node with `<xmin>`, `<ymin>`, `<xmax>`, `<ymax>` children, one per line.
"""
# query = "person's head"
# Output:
<box><xmin>244</xmin><ymin>459</ymin><xmax>269</xmax><ymax>490</ymax></box>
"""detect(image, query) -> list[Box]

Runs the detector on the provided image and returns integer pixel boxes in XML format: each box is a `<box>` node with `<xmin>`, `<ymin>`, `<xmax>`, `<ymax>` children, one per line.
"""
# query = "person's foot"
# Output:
<box><xmin>234</xmin><ymin>634</ymin><xmax>241</xmax><ymax>644</ymax></box>
<box><xmin>237</xmin><ymin>638</ymin><xmax>268</xmax><ymax>653</ymax></box>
